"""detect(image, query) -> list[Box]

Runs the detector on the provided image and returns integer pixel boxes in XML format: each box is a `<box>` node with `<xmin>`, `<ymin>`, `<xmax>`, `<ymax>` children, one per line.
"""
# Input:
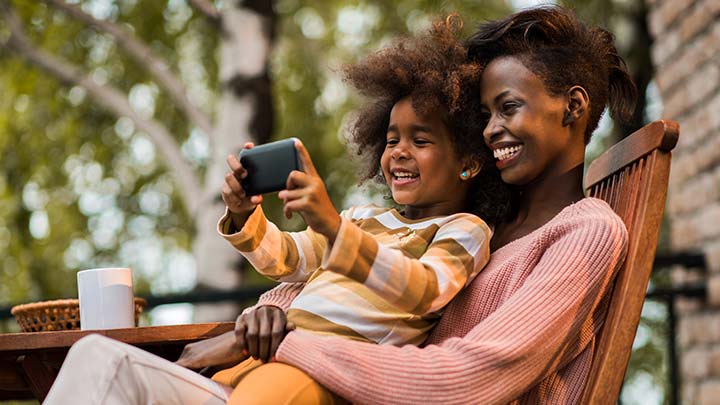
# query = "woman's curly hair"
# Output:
<box><xmin>342</xmin><ymin>16</ymin><xmax>512</xmax><ymax>225</ymax></box>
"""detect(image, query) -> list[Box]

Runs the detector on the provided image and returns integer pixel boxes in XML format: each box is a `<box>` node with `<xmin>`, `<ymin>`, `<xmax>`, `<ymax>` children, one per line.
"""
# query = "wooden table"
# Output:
<box><xmin>0</xmin><ymin>322</ymin><xmax>235</xmax><ymax>402</ymax></box>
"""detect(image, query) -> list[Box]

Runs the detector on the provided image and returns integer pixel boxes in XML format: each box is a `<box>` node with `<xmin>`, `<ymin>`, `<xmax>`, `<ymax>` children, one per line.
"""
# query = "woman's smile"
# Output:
<box><xmin>480</xmin><ymin>57</ymin><xmax>584</xmax><ymax>185</ymax></box>
<box><xmin>491</xmin><ymin>143</ymin><xmax>524</xmax><ymax>170</ymax></box>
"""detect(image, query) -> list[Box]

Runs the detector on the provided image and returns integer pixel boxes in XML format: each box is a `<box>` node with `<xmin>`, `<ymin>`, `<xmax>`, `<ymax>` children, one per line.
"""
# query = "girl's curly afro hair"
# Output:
<box><xmin>342</xmin><ymin>16</ymin><xmax>512</xmax><ymax>225</ymax></box>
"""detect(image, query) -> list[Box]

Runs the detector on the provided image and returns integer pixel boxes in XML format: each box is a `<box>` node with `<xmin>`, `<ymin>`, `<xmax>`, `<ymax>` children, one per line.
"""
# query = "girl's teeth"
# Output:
<box><xmin>493</xmin><ymin>145</ymin><xmax>522</xmax><ymax>161</ymax></box>
<box><xmin>394</xmin><ymin>172</ymin><xmax>418</xmax><ymax>179</ymax></box>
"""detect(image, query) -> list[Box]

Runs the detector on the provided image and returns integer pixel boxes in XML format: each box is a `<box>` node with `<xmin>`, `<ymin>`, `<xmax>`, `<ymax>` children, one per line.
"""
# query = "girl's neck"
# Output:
<box><xmin>402</xmin><ymin>201</ymin><xmax>464</xmax><ymax>220</ymax></box>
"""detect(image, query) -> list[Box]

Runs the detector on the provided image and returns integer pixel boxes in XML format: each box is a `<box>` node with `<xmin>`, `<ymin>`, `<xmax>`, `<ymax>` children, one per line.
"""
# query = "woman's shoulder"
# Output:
<box><xmin>546</xmin><ymin>197</ymin><xmax>628</xmax><ymax>246</ymax></box>
<box><xmin>496</xmin><ymin>197</ymin><xmax>627</xmax><ymax>255</ymax></box>
<box><xmin>560</xmin><ymin>197</ymin><xmax>626</xmax><ymax>228</ymax></box>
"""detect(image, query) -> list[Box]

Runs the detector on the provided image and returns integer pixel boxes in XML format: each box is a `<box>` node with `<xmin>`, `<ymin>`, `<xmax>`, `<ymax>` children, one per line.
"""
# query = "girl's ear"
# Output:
<box><xmin>562</xmin><ymin>85</ymin><xmax>590</xmax><ymax>126</ymax></box>
<box><xmin>460</xmin><ymin>158</ymin><xmax>483</xmax><ymax>180</ymax></box>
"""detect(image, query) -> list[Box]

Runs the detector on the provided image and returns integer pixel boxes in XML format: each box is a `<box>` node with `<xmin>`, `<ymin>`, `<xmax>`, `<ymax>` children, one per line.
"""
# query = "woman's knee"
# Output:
<box><xmin>66</xmin><ymin>334</ymin><xmax>120</xmax><ymax>361</ymax></box>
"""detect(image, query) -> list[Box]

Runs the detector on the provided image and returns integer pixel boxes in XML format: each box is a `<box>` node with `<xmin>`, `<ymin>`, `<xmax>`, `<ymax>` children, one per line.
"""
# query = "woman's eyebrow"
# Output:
<box><xmin>493</xmin><ymin>90</ymin><xmax>512</xmax><ymax>104</ymax></box>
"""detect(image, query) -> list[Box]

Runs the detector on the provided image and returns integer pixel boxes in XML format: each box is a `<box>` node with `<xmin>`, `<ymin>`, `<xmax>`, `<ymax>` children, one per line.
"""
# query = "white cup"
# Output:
<box><xmin>77</xmin><ymin>267</ymin><xmax>135</xmax><ymax>330</ymax></box>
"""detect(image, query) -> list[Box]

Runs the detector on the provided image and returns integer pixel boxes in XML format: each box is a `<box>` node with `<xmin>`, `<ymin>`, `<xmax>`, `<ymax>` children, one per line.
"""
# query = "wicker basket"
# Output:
<box><xmin>11</xmin><ymin>297</ymin><xmax>147</xmax><ymax>332</ymax></box>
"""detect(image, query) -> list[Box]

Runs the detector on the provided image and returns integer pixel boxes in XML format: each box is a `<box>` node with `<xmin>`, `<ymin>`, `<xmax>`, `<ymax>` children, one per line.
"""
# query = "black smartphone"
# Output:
<box><xmin>239</xmin><ymin>138</ymin><xmax>301</xmax><ymax>196</ymax></box>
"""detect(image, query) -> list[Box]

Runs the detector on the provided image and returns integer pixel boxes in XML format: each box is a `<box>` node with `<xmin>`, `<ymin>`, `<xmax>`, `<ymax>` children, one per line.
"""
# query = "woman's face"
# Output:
<box><xmin>380</xmin><ymin>97</ymin><xmax>470</xmax><ymax>218</ymax></box>
<box><xmin>479</xmin><ymin>56</ymin><xmax>585</xmax><ymax>186</ymax></box>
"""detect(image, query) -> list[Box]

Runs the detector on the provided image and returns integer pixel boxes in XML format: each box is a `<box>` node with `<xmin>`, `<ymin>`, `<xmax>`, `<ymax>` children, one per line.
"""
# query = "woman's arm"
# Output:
<box><xmin>276</xmin><ymin>208</ymin><xmax>628</xmax><ymax>404</ymax></box>
<box><xmin>241</xmin><ymin>282</ymin><xmax>306</xmax><ymax>314</ymax></box>
<box><xmin>321</xmin><ymin>213</ymin><xmax>491</xmax><ymax>315</ymax></box>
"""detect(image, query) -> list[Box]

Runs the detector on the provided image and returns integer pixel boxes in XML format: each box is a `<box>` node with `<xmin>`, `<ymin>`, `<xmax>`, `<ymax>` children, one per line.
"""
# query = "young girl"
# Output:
<box><xmin>43</xmin><ymin>17</ymin><xmax>511</xmax><ymax>405</ymax></box>
<box><xmin>206</xmin><ymin>6</ymin><xmax>635</xmax><ymax>404</ymax></box>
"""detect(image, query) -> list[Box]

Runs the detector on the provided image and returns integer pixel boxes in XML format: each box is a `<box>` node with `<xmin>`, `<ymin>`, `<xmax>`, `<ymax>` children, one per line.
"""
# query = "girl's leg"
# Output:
<box><xmin>211</xmin><ymin>357</ymin><xmax>264</xmax><ymax>387</ymax></box>
<box><xmin>226</xmin><ymin>362</ymin><xmax>348</xmax><ymax>405</ymax></box>
<box><xmin>43</xmin><ymin>334</ymin><xmax>230</xmax><ymax>405</ymax></box>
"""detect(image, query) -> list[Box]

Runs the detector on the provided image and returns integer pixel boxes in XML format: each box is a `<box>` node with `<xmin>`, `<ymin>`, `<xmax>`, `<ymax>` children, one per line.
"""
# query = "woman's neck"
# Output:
<box><xmin>517</xmin><ymin>164</ymin><xmax>585</xmax><ymax>221</ymax></box>
<box><xmin>491</xmin><ymin>164</ymin><xmax>585</xmax><ymax>251</ymax></box>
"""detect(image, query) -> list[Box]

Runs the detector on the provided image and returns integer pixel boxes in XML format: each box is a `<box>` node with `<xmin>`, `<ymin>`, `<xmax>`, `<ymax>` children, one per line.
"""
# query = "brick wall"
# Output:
<box><xmin>646</xmin><ymin>0</ymin><xmax>720</xmax><ymax>403</ymax></box>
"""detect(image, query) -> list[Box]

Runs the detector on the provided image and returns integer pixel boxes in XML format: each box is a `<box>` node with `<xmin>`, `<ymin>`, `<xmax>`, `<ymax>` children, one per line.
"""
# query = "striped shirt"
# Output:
<box><xmin>219</xmin><ymin>204</ymin><xmax>491</xmax><ymax>346</ymax></box>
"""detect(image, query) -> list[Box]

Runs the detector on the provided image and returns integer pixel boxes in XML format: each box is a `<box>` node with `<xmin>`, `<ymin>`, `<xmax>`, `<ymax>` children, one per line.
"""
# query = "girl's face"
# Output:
<box><xmin>381</xmin><ymin>97</ymin><xmax>471</xmax><ymax>218</ymax></box>
<box><xmin>480</xmin><ymin>56</ymin><xmax>585</xmax><ymax>186</ymax></box>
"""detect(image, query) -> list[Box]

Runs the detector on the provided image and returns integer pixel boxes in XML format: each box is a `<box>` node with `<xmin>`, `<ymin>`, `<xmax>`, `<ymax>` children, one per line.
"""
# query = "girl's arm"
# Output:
<box><xmin>276</xmin><ymin>206</ymin><xmax>628</xmax><ymax>404</ymax></box>
<box><xmin>322</xmin><ymin>213</ymin><xmax>491</xmax><ymax>315</ymax></box>
<box><xmin>218</xmin><ymin>206</ymin><xmax>330</xmax><ymax>282</ymax></box>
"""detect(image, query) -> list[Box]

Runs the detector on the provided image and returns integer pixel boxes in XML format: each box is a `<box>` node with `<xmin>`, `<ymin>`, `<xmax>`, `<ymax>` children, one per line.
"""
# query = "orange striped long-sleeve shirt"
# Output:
<box><xmin>218</xmin><ymin>204</ymin><xmax>491</xmax><ymax>346</ymax></box>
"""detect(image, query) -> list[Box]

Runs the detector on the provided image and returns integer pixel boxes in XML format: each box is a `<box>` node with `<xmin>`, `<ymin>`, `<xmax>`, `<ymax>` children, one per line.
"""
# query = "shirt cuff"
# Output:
<box><xmin>216</xmin><ymin>206</ymin><xmax>266</xmax><ymax>251</ymax></box>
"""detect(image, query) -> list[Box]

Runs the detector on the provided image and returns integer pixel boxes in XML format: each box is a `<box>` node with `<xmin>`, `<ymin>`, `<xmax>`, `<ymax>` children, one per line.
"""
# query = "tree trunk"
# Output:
<box><xmin>193</xmin><ymin>0</ymin><xmax>275</xmax><ymax>321</ymax></box>
<box><xmin>1</xmin><ymin>0</ymin><xmax>276</xmax><ymax>321</ymax></box>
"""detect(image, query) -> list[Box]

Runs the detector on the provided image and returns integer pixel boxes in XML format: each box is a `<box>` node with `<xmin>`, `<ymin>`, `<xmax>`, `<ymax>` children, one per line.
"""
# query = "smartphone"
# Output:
<box><xmin>239</xmin><ymin>138</ymin><xmax>301</xmax><ymax>196</ymax></box>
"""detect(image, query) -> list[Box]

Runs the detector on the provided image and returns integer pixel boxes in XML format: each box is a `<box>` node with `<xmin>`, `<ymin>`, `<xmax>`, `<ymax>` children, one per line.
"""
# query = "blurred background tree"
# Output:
<box><xmin>0</xmin><ymin>0</ymin><xmax>669</xmax><ymax>403</ymax></box>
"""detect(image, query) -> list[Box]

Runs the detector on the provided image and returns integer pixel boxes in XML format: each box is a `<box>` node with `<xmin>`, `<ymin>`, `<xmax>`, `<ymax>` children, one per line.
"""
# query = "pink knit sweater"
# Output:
<box><xmin>254</xmin><ymin>198</ymin><xmax>628</xmax><ymax>404</ymax></box>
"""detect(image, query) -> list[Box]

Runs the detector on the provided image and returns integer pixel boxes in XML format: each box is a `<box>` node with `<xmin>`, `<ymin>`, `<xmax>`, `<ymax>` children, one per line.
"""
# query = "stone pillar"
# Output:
<box><xmin>646</xmin><ymin>0</ymin><xmax>720</xmax><ymax>403</ymax></box>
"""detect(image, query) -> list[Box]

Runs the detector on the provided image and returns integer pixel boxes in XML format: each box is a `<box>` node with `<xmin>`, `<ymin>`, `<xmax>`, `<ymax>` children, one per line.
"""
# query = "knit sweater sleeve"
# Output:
<box><xmin>322</xmin><ymin>213</ymin><xmax>491</xmax><ymax>315</ymax></box>
<box><xmin>240</xmin><ymin>282</ymin><xmax>305</xmax><ymax>315</ymax></box>
<box><xmin>276</xmin><ymin>203</ymin><xmax>628</xmax><ymax>404</ymax></box>
<box><xmin>217</xmin><ymin>206</ymin><xmax>328</xmax><ymax>282</ymax></box>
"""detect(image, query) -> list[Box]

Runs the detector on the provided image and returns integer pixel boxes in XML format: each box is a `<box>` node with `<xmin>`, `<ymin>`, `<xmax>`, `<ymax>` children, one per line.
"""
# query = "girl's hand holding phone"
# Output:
<box><xmin>222</xmin><ymin>142</ymin><xmax>263</xmax><ymax>230</ymax></box>
<box><xmin>279</xmin><ymin>140</ymin><xmax>341</xmax><ymax>244</ymax></box>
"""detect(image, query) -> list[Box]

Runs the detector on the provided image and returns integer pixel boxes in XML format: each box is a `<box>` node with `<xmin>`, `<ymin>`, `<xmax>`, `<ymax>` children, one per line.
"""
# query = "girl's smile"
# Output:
<box><xmin>389</xmin><ymin>168</ymin><xmax>419</xmax><ymax>186</ymax></box>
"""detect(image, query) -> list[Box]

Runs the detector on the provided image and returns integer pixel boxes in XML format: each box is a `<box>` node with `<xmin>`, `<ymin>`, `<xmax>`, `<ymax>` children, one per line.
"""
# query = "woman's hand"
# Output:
<box><xmin>222</xmin><ymin>142</ymin><xmax>264</xmax><ymax>230</ymax></box>
<box><xmin>235</xmin><ymin>305</ymin><xmax>296</xmax><ymax>362</ymax></box>
<box><xmin>278</xmin><ymin>140</ymin><xmax>341</xmax><ymax>243</ymax></box>
<box><xmin>175</xmin><ymin>305</ymin><xmax>295</xmax><ymax>370</ymax></box>
<box><xmin>175</xmin><ymin>331</ymin><xmax>246</xmax><ymax>371</ymax></box>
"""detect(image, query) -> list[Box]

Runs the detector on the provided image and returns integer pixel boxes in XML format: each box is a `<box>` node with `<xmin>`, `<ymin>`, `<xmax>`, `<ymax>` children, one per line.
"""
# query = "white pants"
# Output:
<box><xmin>44</xmin><ymin>334</ymin><xmax>229</xmax><ymax>405</ymax></box>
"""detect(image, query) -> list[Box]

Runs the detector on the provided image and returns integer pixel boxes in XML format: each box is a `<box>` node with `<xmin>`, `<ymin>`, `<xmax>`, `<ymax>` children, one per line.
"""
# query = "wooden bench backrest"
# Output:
<box><xmin>580</xmin><ymin>120</ymin><xmax>679</xmax><ymax>404</ymax></box>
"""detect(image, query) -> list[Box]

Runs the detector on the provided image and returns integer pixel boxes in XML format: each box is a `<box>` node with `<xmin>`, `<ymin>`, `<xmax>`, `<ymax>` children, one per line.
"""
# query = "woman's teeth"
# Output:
<box><xmin>494</xmin><ymin>145</ymin><xmax>522</xmax><ymax>161</ymax></box>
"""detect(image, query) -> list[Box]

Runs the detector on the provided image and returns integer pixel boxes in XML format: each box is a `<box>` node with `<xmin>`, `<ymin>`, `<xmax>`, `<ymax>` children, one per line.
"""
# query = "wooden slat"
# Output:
<box><xmin>19</xmin><ymin>354</ymin><xmax>56</xmax><ymax>402</ymax></box>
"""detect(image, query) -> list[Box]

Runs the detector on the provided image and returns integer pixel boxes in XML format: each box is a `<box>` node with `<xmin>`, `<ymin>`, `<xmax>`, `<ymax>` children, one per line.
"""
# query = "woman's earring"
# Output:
<box><xmin>461</xmin><ymin>170</ymin><xmax>468</xmax><ymax>179</ymax></box>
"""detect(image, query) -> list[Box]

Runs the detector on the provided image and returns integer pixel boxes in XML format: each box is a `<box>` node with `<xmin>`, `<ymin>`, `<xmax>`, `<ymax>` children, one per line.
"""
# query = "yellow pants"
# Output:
<box><xmin>212</xmin><ymin>358</ymin><xmax>347</xmax><ymax>405</ymax></box>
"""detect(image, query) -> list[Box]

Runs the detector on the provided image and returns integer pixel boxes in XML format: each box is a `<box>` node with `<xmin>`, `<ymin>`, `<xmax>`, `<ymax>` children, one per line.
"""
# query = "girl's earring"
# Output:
<box><xmin>461</xmin><ymin>170</ymin><xmax>468</xmax><ymax>179</ymax></box>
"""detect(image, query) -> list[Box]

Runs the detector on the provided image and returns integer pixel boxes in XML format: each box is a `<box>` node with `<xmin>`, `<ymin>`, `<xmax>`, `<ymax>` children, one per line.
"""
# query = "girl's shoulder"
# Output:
<box><xmin>344</xmin><ymin>204</ymin><xmax>489</xmax><ymax>232</ymax></box>
<box><xmin>342</xmin><ymin>203</ymin><xmax>394</xmax><ymax>221</ymax></box>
